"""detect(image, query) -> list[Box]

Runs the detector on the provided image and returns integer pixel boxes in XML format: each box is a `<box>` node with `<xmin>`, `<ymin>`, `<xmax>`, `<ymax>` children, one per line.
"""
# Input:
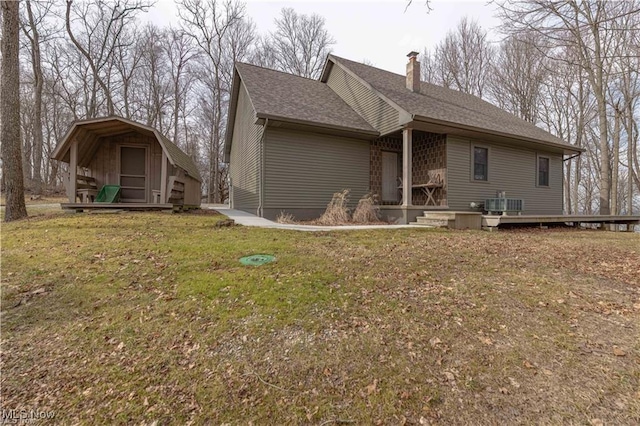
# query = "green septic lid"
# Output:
<box><xmin>239</xmin><ymin>254</ymin><xmax>276</xmax><ymax>266</ymax></box>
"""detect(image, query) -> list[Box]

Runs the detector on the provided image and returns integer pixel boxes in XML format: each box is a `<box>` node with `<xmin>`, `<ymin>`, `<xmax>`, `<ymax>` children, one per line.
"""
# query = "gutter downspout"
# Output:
<box><xmin>257</xmin><ymin>118</ymin><xmax>268</xmax><ymax>217</ymax></box>
<box><xmin>563</xmin><ymin>152</ymin><xmax>581</xmax><ymax>162</ymax></box>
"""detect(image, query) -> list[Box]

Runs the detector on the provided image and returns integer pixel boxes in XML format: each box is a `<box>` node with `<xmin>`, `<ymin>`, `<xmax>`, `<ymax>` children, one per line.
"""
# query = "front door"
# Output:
<box><xmin>119</xmin><ymin>146</ymin><xmax>147</xmax><ymax>202</ymax></box>
<box><xmin>381</xmin><ymin>151</ymin><xmax>399</xmax><ymax>203</ymax></box>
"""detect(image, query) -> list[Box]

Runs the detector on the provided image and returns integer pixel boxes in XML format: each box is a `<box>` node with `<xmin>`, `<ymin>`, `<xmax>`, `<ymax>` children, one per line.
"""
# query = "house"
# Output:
<box><xmin>52</xmin><ymin>116</ymin><xmax>202</xmax><ymax>210</ymax></box>
<box><xmin>224</xmin><ymin>52</ymin><xmax>582</xmax><ymax>224</ymax></box>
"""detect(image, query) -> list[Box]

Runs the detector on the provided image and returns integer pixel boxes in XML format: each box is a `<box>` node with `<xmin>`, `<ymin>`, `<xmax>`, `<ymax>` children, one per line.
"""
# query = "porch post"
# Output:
<box><xmin>402</xmin><ymin>127</ymin><xmax>413</xmax><ymax>210</ymax></box>
<box><xmin>401</xmin><ymin>128</ymin><xmax>413</xmax><ymax>224</ymax></box>
<box><xmin>68</xmin><ymin>138</ymin><xmax>78</xmax><ymax>203</ymax></box>
<box><xmin>160</xmin><ymin>150</ymin><xmax>168</xmax><ymax>204</ymax></box>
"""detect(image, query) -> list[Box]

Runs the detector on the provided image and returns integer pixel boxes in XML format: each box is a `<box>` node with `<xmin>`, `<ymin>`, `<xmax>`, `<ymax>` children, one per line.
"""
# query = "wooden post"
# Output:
<box><xmin>160</xmin><ymin>150</ymin><xmax>168</xmax><ymax>204</ymax></box>
<box><xmin>402</xmin><ymin>128</ymin><xmax>412</xmax><ymax>207</ymax></box>
<box><xmin>68</xmin><ymin>138</ymin><xmax>78</xmax><ymax>203</ymax></box>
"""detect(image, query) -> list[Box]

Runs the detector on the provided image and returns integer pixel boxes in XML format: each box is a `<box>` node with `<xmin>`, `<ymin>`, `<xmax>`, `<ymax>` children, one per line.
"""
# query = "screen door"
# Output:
<box><xmin>119</xmin><ymin>146</ymin><xmax>147</xmax><ymax>202</ymax></box>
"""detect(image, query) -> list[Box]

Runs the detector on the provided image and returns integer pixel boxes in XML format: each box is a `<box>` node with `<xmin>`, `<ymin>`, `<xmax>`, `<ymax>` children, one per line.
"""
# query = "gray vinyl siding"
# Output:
<box><xmin>326</xmin><ymin>64</ymin><xmax>400</xmax><ymax>135</ymax></box>
<box><xmin>446</xmin><ymin>136</ymin><xmax>564</xmax><ymax>214</ymax></box>
<box><xmin>263</xmin><ymin>128</ymin><xmax>370</xmax><ymax>212</ymax></box>
<box><xmin>230</xmin><ymin>83</ymin><xmax>263</xmax><ymax>212</ymax></box>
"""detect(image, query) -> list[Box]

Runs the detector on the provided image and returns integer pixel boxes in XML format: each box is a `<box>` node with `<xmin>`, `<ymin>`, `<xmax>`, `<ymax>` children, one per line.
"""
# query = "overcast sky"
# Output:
<box><xmin>146</xmin><ymin>0</ymin><xmax>502</xmax><ymax>75</ymax></box>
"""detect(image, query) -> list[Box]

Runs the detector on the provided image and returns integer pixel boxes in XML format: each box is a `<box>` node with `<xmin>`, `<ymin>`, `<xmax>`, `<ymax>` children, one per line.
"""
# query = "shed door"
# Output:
<box><xmin>381</xmin><ymin>151</ymin><xmax>399</xmax><ymax>203</ymax></box>
<box><xmin>119</xmin><ymin>146</ymin><xmax>147</xmax><ymax>202</ymax></box>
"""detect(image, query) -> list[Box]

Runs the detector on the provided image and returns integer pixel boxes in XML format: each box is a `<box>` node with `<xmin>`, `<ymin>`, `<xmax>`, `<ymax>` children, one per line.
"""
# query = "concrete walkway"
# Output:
<box><xmin>208</xmin><ymin>205</ymin><xmax>419</xmax><ymax>231</ymax></box>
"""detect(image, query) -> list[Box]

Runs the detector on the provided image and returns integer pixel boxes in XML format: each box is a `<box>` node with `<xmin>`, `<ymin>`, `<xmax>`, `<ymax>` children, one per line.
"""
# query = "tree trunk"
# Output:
<box><xmin>611</xmin><ymin>107</ymin><xmax>620</xmax><ymax>216</ymax></box>
<box><xmin>588</xmin><ymin>5</ymin><xmax>611</xmax><ymax>216</ymax></box>
<box><xmin>632</xmin><ymin>121</ymin><xmax>640</xmax><ymax>200</ymax></box>
<box><xmin>564</xmin><ymin>161</ymin><xmax>572</xmax><ymax>214</ymax></box>
<box><xmin>25</xmin><ymin>0</ymin><xmax>44</xmax><ymax>195</ymax></box>
<box><xmin>627</xmin><ymin>111</ymin><xmax>634</xmax><ymax>215</ymax></box>
<box><xmin>1</xmin><ymin>0</ymin><xmax>28</xmax><ymax>221</ymax></box>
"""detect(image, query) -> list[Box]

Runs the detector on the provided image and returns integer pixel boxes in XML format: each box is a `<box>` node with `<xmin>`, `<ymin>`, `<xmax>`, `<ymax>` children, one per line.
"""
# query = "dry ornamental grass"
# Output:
<box><xmin>317</xmin><ymin>189</ymin><xmax>351</xmax><ymax>225</ymax></box>
<box><xmin>352</xmin><ymin>193</ymin><xmax>380</xmax><ymax>223</ymax></box>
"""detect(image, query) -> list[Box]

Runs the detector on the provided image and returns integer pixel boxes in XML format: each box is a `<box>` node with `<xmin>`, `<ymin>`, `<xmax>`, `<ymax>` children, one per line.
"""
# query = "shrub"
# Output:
<box><xmin>317</xmin><ymin>189</ymin><xmax>350</xmax><ymax>225</ymax></box>
<box><xmin>276</xmin><ymin>211</ymin><xmax>296</xmax><ymax>224</ymax></box>
<box><xmin>352</xmin><ymin>192</ymin><xmax>380</xmax><ymax>223</ymax></box>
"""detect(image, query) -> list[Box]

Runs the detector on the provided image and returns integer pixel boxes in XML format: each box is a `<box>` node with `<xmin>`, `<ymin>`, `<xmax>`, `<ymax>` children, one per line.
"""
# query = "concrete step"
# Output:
<box><xmin>416</xmin><ymin>211</ymin><xmax>483</xmax><ymax>230</ymax></box>
<box><xmin>415</xmin><ymin>217</ymin><xmax>451</xmax><ymax>227</ymax></box>
<box><xmin>420</xmin><ymin>212</ymin><xmax>458</xmax><ymax>220</ymax></box>
<box><xmin>410</xmin><ymin>222</ymin><xmax>436</xmax><ymax>228</ymax></box>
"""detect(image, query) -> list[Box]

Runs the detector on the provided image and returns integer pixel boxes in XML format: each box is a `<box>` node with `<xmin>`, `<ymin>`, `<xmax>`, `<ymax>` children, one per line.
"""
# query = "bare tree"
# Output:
<box><xmin>178</xmin><ymin>0</ymin><xmax>248</xmax><ymax>203</ymax></box>
<box><xmin>496</xmin><ymin>0</ymin><xmax>640</xmax><ymax>214</ymax></box>
<box><xmin>138</xmin><ymin>25</ymin><xmax>172</xmax><ymax>132</ymax></box>
<box><xmin>164</xmin><ymin>28</ymin><xmax>199</xmax><ymax>145</ymax></box>
<box><xmin>65</xmin><ymin>0</ymin><xmax>152</xmax><ymax>117</ymax></box>
<box><xmin>2</xmin><ymin>0</ymin><xmax>28</xmax><ymax>221</ymax></box>
<box><xmin>112</xmin><ymin>25</ymin><xmax>144</xmax><ymax>119</ymax></box>
<box><xmin>405</xmin><ymin>1</ymin><xmax>433</xmax><ymax>13</ymax></box>
<box><xmin>429</xmin><ymin>17</ymin><xmax>493</xmax><ymax>98</ymax></box>
<box><xmin>489</xmin><ymin>32</ymin><xmax>548</xmax><ymax>123</ymax></box>
<box><xmin>20</xmin><ymin>0</ymin><xmax>57</xmax><ymax>195</ymax></box>
<box><xmin>614</xmin><ymin>18</ymin><xmax>640</xmax><ymax>215</ymax></box>
<box><xmin>267</xmin><ymin>7</ymin><xmax>335</xmax><ymax>79</ymax></box>
<box><xmin>250</xmin><ymin>34</ymin><xmax>277</xmax><ymax>69</ymax></box>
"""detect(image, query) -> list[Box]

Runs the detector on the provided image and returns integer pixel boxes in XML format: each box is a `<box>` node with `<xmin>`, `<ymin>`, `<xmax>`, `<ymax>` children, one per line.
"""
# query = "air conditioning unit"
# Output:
<box><xmin>485</xmin><ymin>198</ymin><xmax>524</xmax><ymax>215</ymax></box>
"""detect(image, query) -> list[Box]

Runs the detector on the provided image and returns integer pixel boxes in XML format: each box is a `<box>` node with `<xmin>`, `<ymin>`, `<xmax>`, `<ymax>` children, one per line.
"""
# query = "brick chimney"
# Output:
<box><xmin>406</xmin><ymin>51</ymin><xmax>420</xmax><ymax>93</ymax></box>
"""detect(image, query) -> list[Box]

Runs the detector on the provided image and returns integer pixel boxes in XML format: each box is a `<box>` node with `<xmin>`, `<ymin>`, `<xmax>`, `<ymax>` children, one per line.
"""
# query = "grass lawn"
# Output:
<box><xmin>0</xmin><ymin>195</ymin><xmax>68</xmax><ymax>218</ymax></box>
<box><xmin>1</xmin><ymin>212</ymin><xmax>639</xmax><ymax>424</ymax></box>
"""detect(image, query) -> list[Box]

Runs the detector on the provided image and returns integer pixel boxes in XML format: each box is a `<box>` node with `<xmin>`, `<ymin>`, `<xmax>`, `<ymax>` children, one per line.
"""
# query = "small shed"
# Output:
<box><xmin>52</xmin><ymin>116</ymin><xmax>202</xmax><ymax>209</ymax></box>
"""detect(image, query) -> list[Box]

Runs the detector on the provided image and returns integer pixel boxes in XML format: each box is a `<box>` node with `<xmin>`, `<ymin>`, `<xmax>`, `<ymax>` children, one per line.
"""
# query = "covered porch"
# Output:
<box><xmin>370</xmin><ymin>128</ymin><xmax>448</xmax><ymax>224</ymax></box>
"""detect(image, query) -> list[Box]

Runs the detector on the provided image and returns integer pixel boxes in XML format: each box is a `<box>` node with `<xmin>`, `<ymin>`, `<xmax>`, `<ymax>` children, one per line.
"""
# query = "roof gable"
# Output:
<box><xmin>233</xmin><ymin>62</ymin><xmax>378</xmax><ymax>135</ymax></box>
<box><xmin>326</xmin><ymin>55</ymin><xmax>580</xmax><ymax>152</ymax></box>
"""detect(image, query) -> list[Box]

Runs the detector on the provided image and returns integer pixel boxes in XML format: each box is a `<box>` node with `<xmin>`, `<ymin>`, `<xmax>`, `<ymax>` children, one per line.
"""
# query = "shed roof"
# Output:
<box><xmin>325</xmin><ymin>55</ymin><xmax>579</xmax><ymax>152</ymax></box>
<box><xmin>234</xmin><ymin>62</ymin><xmax>378</xmax><ymax>135</ymax></box>
<box><xmin>52</xmin><ymin>116</ymin><xmax>202</xmax><ymax>182</ymax></box>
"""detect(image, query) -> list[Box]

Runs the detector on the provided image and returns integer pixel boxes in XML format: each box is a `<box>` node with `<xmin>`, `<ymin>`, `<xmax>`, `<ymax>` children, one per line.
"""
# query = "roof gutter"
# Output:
<box><xmin>563</xmin><ymin>152</ymin><xmax>582</xmax><ymax>162</ymax></box>
<box><xmin>255</xmin><ymin>113</ymin><xmax>379</xmax><ymax>137</ymax></box>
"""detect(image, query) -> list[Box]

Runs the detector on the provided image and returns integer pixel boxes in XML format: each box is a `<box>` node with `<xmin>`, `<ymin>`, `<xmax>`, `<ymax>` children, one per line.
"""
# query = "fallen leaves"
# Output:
<box><xmin>365</xmin><ymin>379</ymin><xmax>378</xmax><ymax>396</ymax></box>
<box><xmin>429</xmin><ymin>337</ymin><xmax>441</xmax><ymax>347</ymax></box>
<box><xmin>508</xmin><ymin>377</ymin><xmax>521</xmax><ymax>389</ymax></box>
<box><xmin>443</xmin><ymin>371</ymin><xmax>455</xmax><ymax>383</ymax></box>
<box><xmin>612</xmin><ymin>346</ymin><xmax>626</xmax><ymax>357</ymax></box>
<box><xmin>3</xmin><ymin>215</ymin><xmax>640</xmax><ymax>424</ymax></box>
<box><xmin>478</xmin><ymin>336</ymin><xmax>493</xmax><ymax>346</ymax></box>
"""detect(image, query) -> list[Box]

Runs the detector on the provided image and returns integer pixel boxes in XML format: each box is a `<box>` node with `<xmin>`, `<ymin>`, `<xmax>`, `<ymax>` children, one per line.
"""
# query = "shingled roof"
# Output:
<box><xmin>52</xmin><ymin>116</ymin><xmax>202</xmax><ymax>182</ymax></box>
<box><xmin>328</xmin><ymin>55</ymin><xmax>574</xmax><ymax>149</ymax></box>
<box><xmin>234</xmin><ymin>62</ymin><xmax>378</xmax><ymax>135</ymax></box>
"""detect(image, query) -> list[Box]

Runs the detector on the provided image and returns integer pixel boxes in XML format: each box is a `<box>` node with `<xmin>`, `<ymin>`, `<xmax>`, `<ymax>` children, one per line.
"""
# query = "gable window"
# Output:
<box><xmin>473</xmin><ymin>146</ymin><xmax>488</xmax><ymax>181</ymax></box>
<box><xmin>538</xmin><ymin>156</ymin><xmax>549</xmax><ymax>187</ymax></box>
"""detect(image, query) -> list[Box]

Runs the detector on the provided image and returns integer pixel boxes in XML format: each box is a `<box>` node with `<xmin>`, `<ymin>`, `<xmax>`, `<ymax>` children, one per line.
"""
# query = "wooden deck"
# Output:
<box><xmin>61</xmin><ymin>203</ymin><xmax>174</xmax><ymax>212</ymax></box>
<box><xmin>482</xmin><ymin>214</ymin><xmax>640</xmax><ymax>230</ymax></box>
